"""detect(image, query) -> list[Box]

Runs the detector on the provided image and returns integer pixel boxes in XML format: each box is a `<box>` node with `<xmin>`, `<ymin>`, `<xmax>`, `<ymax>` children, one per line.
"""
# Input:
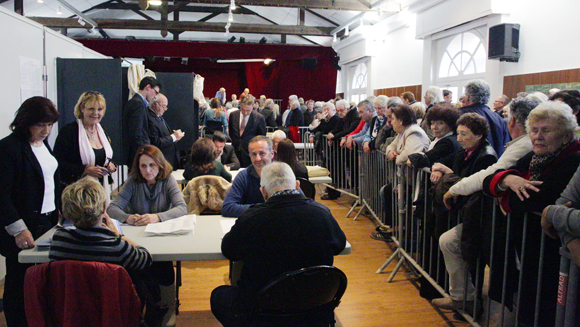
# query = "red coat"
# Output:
<box><xmin>25</xmin><ymin>260</ymin><xmax>141</xmax><ymax>327</ymax></box>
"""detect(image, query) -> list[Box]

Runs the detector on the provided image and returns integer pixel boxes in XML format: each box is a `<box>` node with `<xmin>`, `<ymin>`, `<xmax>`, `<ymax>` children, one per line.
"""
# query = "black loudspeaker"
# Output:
<box><xmin>301</xmin><ymin>58</ymin><xmax>318</xmax><ymax>70</ymax></box>
<box><xmin>488</xmin><ymin>23</ymin><xmax>520</xmax><ymax>62</ymax></box>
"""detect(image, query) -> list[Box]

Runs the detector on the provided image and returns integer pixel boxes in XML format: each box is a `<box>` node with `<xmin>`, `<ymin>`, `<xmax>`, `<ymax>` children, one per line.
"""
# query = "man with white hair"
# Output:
<box><xmin>270</xmin><ymin>130</ymin><xmax>286</xmax><ymax>152</ymax></box>
<box><xmin>284</xmin><ymin>99</ymin><xmax>305</xmax><ymax>127</ymax></box>
<box><xmin>462</xmin><ymin>79</ymin><xmax>511</xmax><ymax>156</ymax></box>
<box><xmin>215</xmin><ymin>87</ymin><xmax>226</xmax><ymax>105</ymax></box>
<box><xmin>211</xmin><ymin>162</ymin><xmax>347</xmax><ymax>327</ymax></box>
<box><xmin>148</xmin><ymin>93</ymin><xmax>184</xmax><ymax>169</ymax></box>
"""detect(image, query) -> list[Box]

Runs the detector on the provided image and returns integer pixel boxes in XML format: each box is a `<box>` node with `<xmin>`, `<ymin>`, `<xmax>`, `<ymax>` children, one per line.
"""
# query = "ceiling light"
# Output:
<box><xmin>227</xmin><ymin>36</ymin><xmax>236</xmax><ymax>43</ymax></box>
<box><xmin>148</xmin><ymin>0</ymin><xmax>162</xmax><ymax>6</ymax></box>
<box><xmin>37</xmin><ymin>0</ymin><xmax>43</xmax><ymax>3</ymax></box>
<box><xmin>230</xmin><ymin>0</ymin><xmax>236</xmax><ymax>10</ymax></box>
<box><xmin>228</xmin><ymin>12</ymin><xmax>233</xmax><ymax>22</ymax></box>
<box><xmin>344</xmin><ymin>25</ymin><xmax>349</xmax><ymax>36</ymax></box>
<box><xmin>264</xmin><ymin>59</ymin><xmax>274</xmax><ymax>65</ymax></box>
<box><xmin>56</xmin><ymin>3</ymin><xmax>62</xmax><ymax>15</ymax></box>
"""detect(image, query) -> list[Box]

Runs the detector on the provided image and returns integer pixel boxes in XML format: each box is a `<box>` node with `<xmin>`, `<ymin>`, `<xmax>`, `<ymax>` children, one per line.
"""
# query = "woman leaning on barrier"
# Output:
<box><xmin>483</xmin><ymin>101</ymin><xmax>580</xmax><ymax>327</ymax></box>
<box><xmin>406</xmin><ymin>102</ymin><xmax>461</xmax><ymax>169</ymax></box>
<box><xmin>428</xmin><ymin>113</ymin><xmax>498</xmax><ymax>314</ymax></box>
<box><xmin>385</xmin><ymin>104</ymin><xmax>430</xmax><ymax>165</ymax></box>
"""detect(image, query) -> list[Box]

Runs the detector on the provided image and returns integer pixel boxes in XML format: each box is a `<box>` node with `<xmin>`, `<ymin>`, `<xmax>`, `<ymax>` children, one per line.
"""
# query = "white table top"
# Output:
<box><xmin>18</xmin><ymin>215</ymin><xmax>351</xmax><ymax>264</ymax></box>
<box><xmin>172</xmin><ymin>167</ymin><xmax>331</xmax><ymax>185</ymax></box>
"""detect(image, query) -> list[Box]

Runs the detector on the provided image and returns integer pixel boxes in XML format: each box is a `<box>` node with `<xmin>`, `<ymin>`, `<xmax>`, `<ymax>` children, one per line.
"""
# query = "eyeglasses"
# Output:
<box><xmin>84</xmin><ymin>91</ymin><xmax>102</xmax><ymax>97</ymax></box>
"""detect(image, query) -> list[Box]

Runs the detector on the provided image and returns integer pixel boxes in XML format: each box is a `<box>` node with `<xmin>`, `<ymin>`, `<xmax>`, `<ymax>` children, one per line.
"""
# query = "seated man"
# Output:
<box><xmin>213</xmin><ymin>131</ymin><xmax>240</xmax><ymax>170</ymax></box>
<box><xmin>211</xmin><ymin>162</ymin><xmax>347</xmax><ymax>327</ymax></box>
<box><xmin>221</xmin><ymin>136</ymin><xmax>274</xmax><ymax>217</ymax></box>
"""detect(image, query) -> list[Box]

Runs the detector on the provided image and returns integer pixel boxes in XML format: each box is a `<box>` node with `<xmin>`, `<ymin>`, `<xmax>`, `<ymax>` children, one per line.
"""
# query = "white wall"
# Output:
<box><xmin>334</xmin><ymin>0</ymin><xmax>579</xmax><ymax>102</ymax></box>
<box><xmin>0</xmin><ymin>6</ymin><xmax>107</xmax><ymax>139</ymax></box>
<box><xmin>0</xmin><ymin>6</ymin><xmax>107</xmax><ymax>280</ymax></box>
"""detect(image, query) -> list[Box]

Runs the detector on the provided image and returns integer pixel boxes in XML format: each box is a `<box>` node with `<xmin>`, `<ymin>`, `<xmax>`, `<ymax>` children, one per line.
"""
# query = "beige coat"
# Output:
<box><xmin>182</xmin><ymin>175</ymin><xmax>232</xmax><ymax>215</ymax></box>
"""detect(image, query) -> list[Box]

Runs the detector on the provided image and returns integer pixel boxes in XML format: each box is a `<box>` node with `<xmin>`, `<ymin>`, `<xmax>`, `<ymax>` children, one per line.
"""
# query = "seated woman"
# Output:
<box><xmin>407</xmin><ymin>102</ymin><xmax>461</xmax><ymax>169</ymax></box>
<box><xmin>49</xmin><ymin>177</ymin><xmax>167</xmax><ymax>326</ymax></box>
<box><xmin>204</xmin><ymin>98</ymin><xmax>229</xmax><ymax>138</ymax></box>
<box><xmin>429</xmin><ymin>113</ymin><xmax>497</xmax><ymax>312</ymax></box>
<box><xmin>184</xmin><ymin>138</ymin><xmax>232</xmax><ymax>183</ymax></box>
<box><xmin>276</xmin><ymin>139</ymin><xmax>309</xmax><ymax>180</ymax></box>
<box><xmin>386</xmin><ymin>104</ymin><xmax>430</xmax><ymax>165</ymax></box>
<box><xmin>483</xmin><ymin>101</ymin><xmax>580</xmax><ymax>327</ymax></box>
<box><xmin>107</xmin><ymin>144</ymin><xmax>187</xmax><ymax>326</ymax></box>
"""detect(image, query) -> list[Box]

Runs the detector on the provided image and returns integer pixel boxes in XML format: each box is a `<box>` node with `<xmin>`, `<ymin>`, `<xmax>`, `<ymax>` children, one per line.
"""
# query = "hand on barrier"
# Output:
<box><xmin>340</xmin><ymin>138</ymin><xmax>346</xmax><ymax>148</ymax></box>
<box><xmin>386</xmin><ymin>150</ymin><xmax>398</xmax><ymax>161</ymax></box>
<box><xmin>406</xmin><ymin>159</ymin><xmax>413</xmax><ymax>168</ymax></box>
<box><xmin>500</xmin><ymin>174</ymin><xmax>542</xmax><ymax>201</ymax></box>
<box><xmin>363</xmin><ymin>142</ymin><xmax>371</xmax><ymax>154</ymax></box>
<box><xmin>443</xmin><ymin>191</ymin><xmax>458</xmax><ymax>210</ymax></box>
<box><xmin>327</xmin><ymin>132</ymin><xmax>334</xmax><ymax>140</ymax></box>
<box><xmin>430</xmin><ymin>171</ymin><xmax>443</xmax><ymax>183</ymax></box>
<box><xmin>346</xmin><ymin>136</ymin><xmax>354</xmax><ymax>150</ymax></box>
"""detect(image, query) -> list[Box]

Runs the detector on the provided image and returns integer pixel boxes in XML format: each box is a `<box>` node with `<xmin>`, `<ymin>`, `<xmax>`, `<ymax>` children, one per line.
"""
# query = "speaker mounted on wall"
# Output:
<box><xmin>488</xmin><ymin>23</ymin><xmax>520</xmax><ymax>62</ymax></box>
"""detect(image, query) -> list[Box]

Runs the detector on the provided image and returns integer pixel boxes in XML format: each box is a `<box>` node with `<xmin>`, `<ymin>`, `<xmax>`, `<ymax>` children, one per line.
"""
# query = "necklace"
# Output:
<box><xmin>85</xmin><ymin>125</ymin><xmax>96</xmax><ymax>140</ymax></box>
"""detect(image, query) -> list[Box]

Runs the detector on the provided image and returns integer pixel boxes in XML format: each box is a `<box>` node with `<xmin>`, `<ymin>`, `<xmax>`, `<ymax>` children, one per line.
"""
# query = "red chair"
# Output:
<box><xmin>24</xmin><ymin>260</ymin><xmax>141</xmax><ymax>327</ymax></box>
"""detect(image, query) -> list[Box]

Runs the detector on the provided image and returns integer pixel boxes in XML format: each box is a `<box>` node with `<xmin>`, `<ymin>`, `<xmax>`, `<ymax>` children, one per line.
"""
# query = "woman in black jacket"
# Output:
<box><xmin>430</xmin><ymin>113</ymin><xmax>497</xmax><ymax>313</ymax></box>
<box><xmin>0</xmin><ymin>97</ymin><xmax>60</xmax><ymax>326</ymax></box>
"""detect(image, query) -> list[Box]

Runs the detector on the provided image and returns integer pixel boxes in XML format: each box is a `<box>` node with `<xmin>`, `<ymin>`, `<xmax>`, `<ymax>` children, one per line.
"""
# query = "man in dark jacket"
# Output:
<box><xmin>461</xmin><ymin>79</ymin><xmax>511</xmax><ymax>156</ymax></box>
<box><xmin>147</xmin><ymin>93</ymin><xmax>184</xmax><ymax>169</ymax></box>
<box><xmin>123</xmin><ymin>76</ymin><xmax>161</xmax><ymax>165</ymax></box>
<box><xmin>213</xmin><ymin>131</ymin><xmax>240</xmax><ymax>170</ymax></box>
<box><xmin>320</xmin><ymin>100</ymin><xmax>360</xmax><ymax>200</ymax></box>
<box><xmin>211</xmin><ymin>162</ymin><xmax>346</xmax><ymax>327</ymax></box>
<box><xmin>228</xmin><ymin>95</ymin><xmax>267</xmax><ymax>167</ymax></box>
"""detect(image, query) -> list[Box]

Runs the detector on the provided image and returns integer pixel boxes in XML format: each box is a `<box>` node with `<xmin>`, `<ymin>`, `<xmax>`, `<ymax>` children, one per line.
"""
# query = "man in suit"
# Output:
<box><xmin>213</xmin><ymin>131</ymin><xmax>240</xmax><ymax>170</ymax></box>
<box><xmin>123</xmin><ymin>76</ymin><xmax>161</xmax><ymax>165</ymax></box>
<box><xmin>148</xmin><ymin>93</ymin><xmax>184</xmax><ymax>169</ymax></box>
<box><xmin>228</xmin><ymin>94</ymin><xmax>267</xmax><ymax>167</ymax></box>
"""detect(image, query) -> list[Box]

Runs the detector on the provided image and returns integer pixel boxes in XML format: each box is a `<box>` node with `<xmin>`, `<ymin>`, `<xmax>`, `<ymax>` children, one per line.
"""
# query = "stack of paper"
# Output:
<box><xmin>144</xmin><ymin>215</ymin><xmax>196</xmax><ymax>236</ymax></box>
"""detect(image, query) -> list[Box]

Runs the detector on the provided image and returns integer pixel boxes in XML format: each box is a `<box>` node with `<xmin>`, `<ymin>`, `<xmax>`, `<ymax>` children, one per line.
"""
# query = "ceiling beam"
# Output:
<box><xmin>173</xmin><ymin>0</ymin><xmax>372</xmax><ymax>11</ymax></box>
<box><xmin>28</xmin><ymin>17</ymin><xmax>335</xmax><ymax>36</ymax></box>
<box><xmin>305</xmin><ymin>9</ymin><xmax>339</xmax><ymax>26</ymax></box>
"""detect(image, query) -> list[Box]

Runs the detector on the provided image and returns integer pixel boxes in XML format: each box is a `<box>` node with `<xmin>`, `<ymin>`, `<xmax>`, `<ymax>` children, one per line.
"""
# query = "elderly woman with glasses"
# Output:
<box><xmin>54</xmin><ymin>91</ymin><xmax>117</xmax><ymax>198</ymax></box>
<box><xmin>483</xmin><ymin>101</ymin><xmax>580</xmax><ymax>327</ymax></box>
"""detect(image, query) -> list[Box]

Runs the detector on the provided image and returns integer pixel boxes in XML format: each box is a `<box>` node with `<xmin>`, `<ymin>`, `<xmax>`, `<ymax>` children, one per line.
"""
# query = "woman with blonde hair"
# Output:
<box><xmin>54</xmin><ymin>91</ymin><xmax>117</xmax><ymax>197</ymax></box>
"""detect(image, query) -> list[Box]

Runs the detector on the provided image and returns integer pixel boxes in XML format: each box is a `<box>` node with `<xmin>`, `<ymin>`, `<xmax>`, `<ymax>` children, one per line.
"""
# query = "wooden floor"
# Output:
<box><xmin>0</xmin><ymin>194</ymin><xmax>467</xmax><ymax>327</ymax></box>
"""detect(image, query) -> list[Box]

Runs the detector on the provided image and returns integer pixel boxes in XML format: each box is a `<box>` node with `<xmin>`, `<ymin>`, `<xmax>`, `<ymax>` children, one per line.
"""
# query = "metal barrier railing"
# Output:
<box><xmin>305</xmin><ymin>141</ymin><xmax>576</xmax><ymax>326</ymax></box>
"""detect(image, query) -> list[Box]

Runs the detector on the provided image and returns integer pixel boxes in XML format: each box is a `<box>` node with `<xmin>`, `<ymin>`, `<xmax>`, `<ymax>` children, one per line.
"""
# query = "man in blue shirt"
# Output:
<box><xmin>222</xmin><ymin>136</ymin><xmax>273</xmax><ymax>217</ymax></box>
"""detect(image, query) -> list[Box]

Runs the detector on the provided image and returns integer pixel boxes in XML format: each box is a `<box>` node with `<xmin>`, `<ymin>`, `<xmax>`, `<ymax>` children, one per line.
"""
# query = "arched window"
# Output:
<box><xmin>348</xmin><ymin>60</ymin><xmax>368</xmax><ymax>104</ymax></box>
<box><xmin>438</xmin><ymin>31</ymin><xmax>486</xmax><ymax>78</ymax></box>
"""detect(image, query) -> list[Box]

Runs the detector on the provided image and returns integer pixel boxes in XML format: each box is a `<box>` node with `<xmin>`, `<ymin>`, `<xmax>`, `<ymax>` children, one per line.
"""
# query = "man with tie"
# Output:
<box><xmin>228</xmin><ymin>94</ymin><xmax>267</xmax><ymax>168</ymax></box>
<box><xmin>123</xmin><ymin>76</ymin><xmax>161</xmax><ymax>165</ymax></box>
<box><xmin>148</xmin><ymin>93</ymin><xmax>184</xmax><ymax>169</ymax></box>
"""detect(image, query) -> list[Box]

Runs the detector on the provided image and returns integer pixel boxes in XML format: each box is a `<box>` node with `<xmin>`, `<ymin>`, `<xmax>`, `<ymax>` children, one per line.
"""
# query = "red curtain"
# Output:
<box><xmin>79</xmin><ymin>39</ymin><xmax>338</xmax><ymax>103</ymax></box>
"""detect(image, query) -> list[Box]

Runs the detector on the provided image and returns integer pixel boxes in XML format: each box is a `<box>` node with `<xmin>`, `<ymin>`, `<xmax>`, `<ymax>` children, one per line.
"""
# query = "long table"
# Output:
<box><xmin>172</xmin><ymin>167</ymin><xmax>331</xmax><ymax>185</ymax></box>
<box><xmin>18</xmin><ymin>215</ymin><xmax>351</xmax><ymax>264</ymax></box>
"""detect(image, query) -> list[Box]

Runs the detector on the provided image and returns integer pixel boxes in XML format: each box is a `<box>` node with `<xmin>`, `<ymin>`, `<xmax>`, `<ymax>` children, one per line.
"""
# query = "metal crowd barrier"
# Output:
<box><xmin>309</xmin><ymin>143</ymin><xmax>577</xmax><ymax>326</ymax></box>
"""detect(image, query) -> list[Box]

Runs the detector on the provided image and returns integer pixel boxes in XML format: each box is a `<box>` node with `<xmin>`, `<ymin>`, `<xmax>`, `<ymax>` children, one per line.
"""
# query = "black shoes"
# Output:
<box><xmin>321</xmin><ymin>193</ymin><xmax>339</xmax><ymax>200</ymax></box>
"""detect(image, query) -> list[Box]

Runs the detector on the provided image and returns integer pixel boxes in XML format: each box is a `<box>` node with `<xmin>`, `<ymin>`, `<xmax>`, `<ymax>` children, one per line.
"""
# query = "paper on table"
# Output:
<box><xmin>220</xmin><ymin>220</ymin><xmax>236</xmax><ymax>234</ymax></box>
<box><xmin>144</xmin><ymin>215</ymin><xmax>196</xmax><ymax>236</ymax></box>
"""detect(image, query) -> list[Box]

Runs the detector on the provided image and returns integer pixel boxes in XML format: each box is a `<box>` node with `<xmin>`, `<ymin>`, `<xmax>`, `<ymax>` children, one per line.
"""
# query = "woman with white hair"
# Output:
<box><xmin>483</xmin><ymin>101</ymin><xmax>580</xmax><ymax>327</ymax></box>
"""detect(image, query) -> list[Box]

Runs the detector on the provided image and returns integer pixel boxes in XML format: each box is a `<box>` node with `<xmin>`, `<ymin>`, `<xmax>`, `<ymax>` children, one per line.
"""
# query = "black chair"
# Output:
<box><xmin>298</xmin><ymin>177</ymin><xmax>316</xmax><ymax>200</ymax></box>
<box><xmin>248</xmin><ymin>265</ymin><xmax>347</xmax><ymax>327</ymax></box>
<box><xmin>201</xmin><ymin>120</ymin><xmax>224</xmax><ymax>137</ymax></box>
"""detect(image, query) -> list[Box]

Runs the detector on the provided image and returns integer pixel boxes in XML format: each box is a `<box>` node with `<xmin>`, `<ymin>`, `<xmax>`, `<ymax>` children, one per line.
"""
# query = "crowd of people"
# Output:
<box><xmin>2</xmin><ymin>76</ymin><xmax>580</xmax><ymax>326</ymax></box>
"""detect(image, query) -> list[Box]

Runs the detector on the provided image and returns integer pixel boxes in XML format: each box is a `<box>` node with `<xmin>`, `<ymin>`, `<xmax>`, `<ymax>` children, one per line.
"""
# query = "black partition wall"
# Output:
<box><xmin>56</xmin><ymin>58</ymin><xmax>124</xmax><ymax>162</ymax></box>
